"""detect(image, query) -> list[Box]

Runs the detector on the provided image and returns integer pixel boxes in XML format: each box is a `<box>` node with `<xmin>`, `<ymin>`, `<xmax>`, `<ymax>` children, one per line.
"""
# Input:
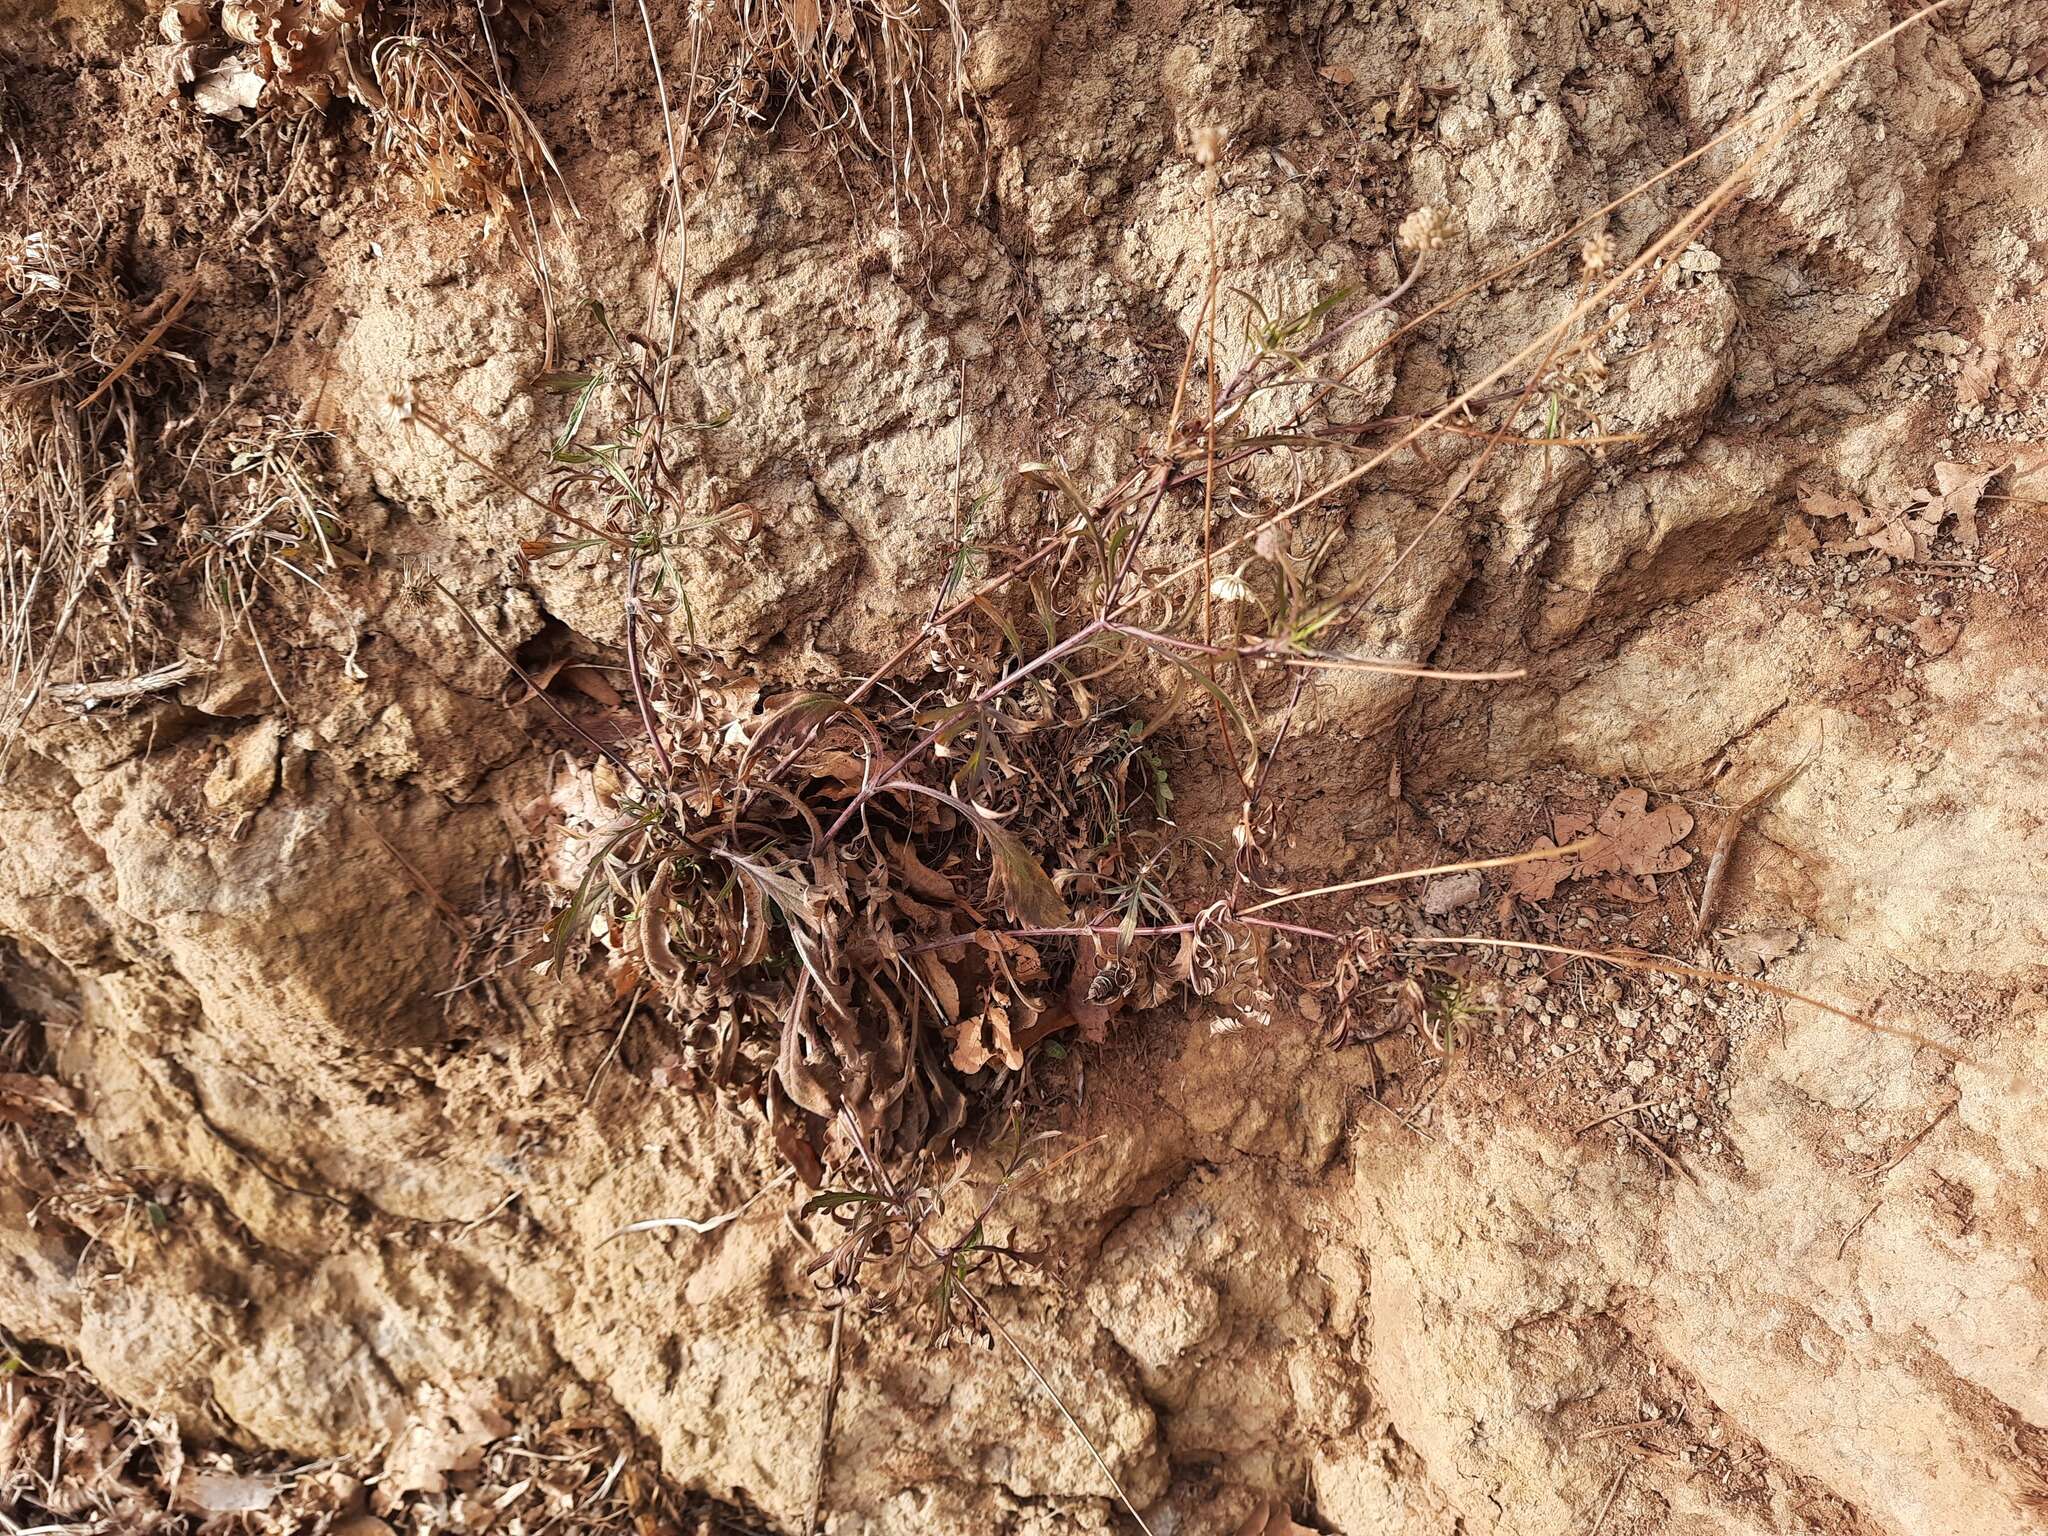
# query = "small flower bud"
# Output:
<box><xmin>1579</xmin><ymin>230</ymin><xmax>1616</xmax><ymax>277</ymax></box>
<box><xmin>1209</xmin><ymin>571</ymin><xmax>1252</xmax><ymax>603</ymax></box>
<box><xmin>1397</xmin><ymin>206</ymin><xmax>1449</xmax><ymax>255</ymax></box>
<box><xmin>1192</xmin><ymin>126</ymin><xmax>1227</xmax><ymax>168</ymax></box>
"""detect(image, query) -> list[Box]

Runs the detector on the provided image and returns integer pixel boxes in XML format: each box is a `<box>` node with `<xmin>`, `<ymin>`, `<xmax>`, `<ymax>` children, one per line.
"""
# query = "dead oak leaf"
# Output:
<box><xmin>381</xmin><ymin>1384</ymin><xmax>511</xmax><ymax>1498</ymax></box>
<box><xmin>1796</xmin><ymin>484</ymin><xmax>1863</xmax><ymax>524</ymax></box>
<box><xmin>1851</xmin><ymin>504</ymin><xmax>1937</xmax><ymax>562</ymax></box>
<box><xmin>1956</xmin><ymin>353</ymin><xmax>1996</xmax><ymax>407</ymax></box>
<box><xmin>1506</xmin><ymin>835</ymin><xmax>1569</xmax><ymax>901</ymax></box>
<box><xmin>1587</xmin><ymin>787</ymin><xmax>1693</xmax><ymax>877</ymax></box>
<box><xmin>1931</xmin><ymin>461</ymin><xmax>1991</xmax><ymax>552</ymax></box>
<box><xmin>1780</xmin><ymin>513</ymin><xmax>1820</xmax><ymax>567</ymax></box>
<box><xmin>1800</xmin><ymin>483</ymin><xmax>1938</xmax><ymax>562</ymax></box>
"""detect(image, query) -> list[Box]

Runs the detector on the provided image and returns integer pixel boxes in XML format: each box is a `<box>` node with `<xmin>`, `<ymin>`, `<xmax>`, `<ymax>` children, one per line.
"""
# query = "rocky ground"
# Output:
<box><xmin>2</xmin><ymin>0</ymin><xmax>2047</xmax><ymax>1533</ymax></box>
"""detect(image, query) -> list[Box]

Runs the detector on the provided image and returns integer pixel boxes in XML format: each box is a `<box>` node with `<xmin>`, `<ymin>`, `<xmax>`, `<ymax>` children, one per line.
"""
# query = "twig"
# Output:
<box><xmin>1863</xmin><ymin>1099</ymin><xmax>1956</xmax><ymax>1181</ymax></box>
<box><xmin>804</xmin><ymin>1306</ymin><xmax>844</xmax><ymax>1536</ymax></box>
<box><xmin>1835</xmin><ymin>1196</ymin><xmax>1883</xmax><ymax>1260</ymax></box>
<box><xmin>1588</xmin><ymin>1462</ymin><xmax>1630</xmax><ymax>1535</ymax></box>
<box><xmin>46</xmin><ymin>658</ymin><xmax>203</xmax><ymax>710</ymax></box>
<box><xmin>361</xmin><ymin>818</ymin><xmax>467</xmax><ymax>935</ymax></box>
<box><xmin>1244</xmin><ymin>838</ymin><xmax>1597</xmax><ymax>914</ymax></box>
<box><xmin>1367</xmin><ymin>1092</ymin><xmax>1436</xmax><ymax>1143</ymax></box>
<box><xmin>602</xmin><ymin>1168</ymin><xmax>794</xmax><ymax>1244</ymax></box>
<box><xmin>432</xmin><ymin>578</ymin><xmax>647</xmax><ymax>789</ymax></box>
<box><xmin>623</xmin><ymin>555</ymin><xmax>674</xmax><ymax>777</ymax></box>
<box><xmin>1695</xmin><ymin>731</ymin><xmax>1820</xmax><ymax>939</ymax></box>
<box><xmin>1624</xmin><ymin>1123</ymin><xmax>1700</xmax><ymax>1189</ymax></box>
<box><xmin>1575</xmin><ymin>1100</ymin><xmax>1667</xmax><ymax>1137</ymax></box>
<box><xmin>584</xmin><ymin>985</ymin><xmax>644</xmax><ymax>1105</ymax></box>
<box><xmin>75</xmin><ymin>273</ymin><xmax>198</xmax><ymax>412</ymax></box>
<box><xmin>1579</xmin><ymin>1417</ymin><xmax>1664</xmax><ymax>1444</ymax></box>
<box><xmin>956</xmin><ymin>1281</ymin><xmax>1158</xmax><ymax>1536</ymax></box>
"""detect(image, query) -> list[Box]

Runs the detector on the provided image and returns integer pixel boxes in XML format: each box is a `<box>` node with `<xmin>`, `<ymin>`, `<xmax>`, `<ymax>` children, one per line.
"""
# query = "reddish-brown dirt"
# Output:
<box><xmin>3</xmin><ymin>1</ymin><xmax>2047</xmax><ymax>1533</ymax></box>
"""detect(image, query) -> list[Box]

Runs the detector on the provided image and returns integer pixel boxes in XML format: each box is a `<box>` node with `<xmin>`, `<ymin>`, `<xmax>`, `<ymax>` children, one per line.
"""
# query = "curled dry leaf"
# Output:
<box><xmin>172</xmin><ymin>1470</ymin><xmax>283</xmax><ymax>1514</ymax></box>
<box><xmin>381</xmin><ymin>1384</ymin><xmax>512</xmax><ymax>1499</ymax></box>
<box><xmin>948</xmin><ymin>994</ymin><xmax>1026</xmax><ymax>1075</ymax></box>
<box><xmin>191</xmin><ymin>59</ymin><xmax>269</xmax><ymax>118</ymax></box>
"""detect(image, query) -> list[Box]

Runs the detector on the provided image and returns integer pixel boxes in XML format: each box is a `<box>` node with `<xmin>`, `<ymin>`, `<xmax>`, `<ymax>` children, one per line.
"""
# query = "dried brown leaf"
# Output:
<box><xmin>172</xmin><ymin>1470</ymin><xmax>283</xmax><ymax>1515</ymax></box>
<box><xmin>0</xmin><ymin>1073</ymin><xmax>79</xmax><ymax>1121</ymax></box>
<box><xmin>1863</xmin><ymin>516</ymin><xmax>1919</xmax><ymax>561</ymax></box>
<box><xmin>1932</xmin><ymin>460</ymin><xmax>1990</xmax><ymax>551</ymax></box>
<box><xmin>788</xmin><ymin>0</ymin><xmax>822</xmax><ymax>50</ymax></box>
<box><xmin>1507</xmin><ymin>836</ymin><xmax>1569</xmax><ymax>902</ymax></box>
<box><xmin>979</xmin><ymin>818</ymin><xmax>1070</xmax><ymax>929</ymax></box>
<box><xmin>912</xmin><ymin>949</ymin><xmax>962</xmax><ymax>1023</ymax></box>
<box><xmin>382</xmin><ymin>1385</ymin><xmax>511</xmax><ymax>1498</ymax></box>
<box><xmin>1957</xmin><ymin>354</ymin><xmax>1996</xmax><ymax>407</ymax></box>
<box><xmin>1796</xmin><ymin>485</ymin><xmax>1863</xmax><ymax>524</ymax></box>
<box><xmin>1590</xmin><ymin>787</ymin><xmax>1694</xmax><ymax>876</ymax></box>
<box><xmin>192</xmin><ymin>60</ymin><xmax>267</xmax><ymax>118</ymax></box>
<box><xmin>1780</xmin><ymin>513</ymin><xmax>1819</xmax><ymax>567</ymax></box>
<box><xmin>1235</xmin><ymin>1499</ymin><xmax>1317</xmax><ymax>1536</ymax></box>
<box><xmin>948</xmin><ymin>996</ymin><xmax>1024</xmax><ymax>1075</ymax></box>
<box><xmin>887</xmin><ymin>836</ymin><xmax>957</xmax><ymax>901</ymax></box>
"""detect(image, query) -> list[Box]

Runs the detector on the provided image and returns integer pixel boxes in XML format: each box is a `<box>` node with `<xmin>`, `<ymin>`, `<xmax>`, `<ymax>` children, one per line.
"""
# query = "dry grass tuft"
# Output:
<box><xmin>0</xmin><ymin>218</ymin><xmax>190</xmax><ymax>756</ymax></box>
<box><xmin>0</xmin><ymin>1328</ymin><xmax>706</xmax><ymax>1533</ymax></box>
<box><xmin>180</xmin><ymin>417</ymin><xmax>360</xmax><ymax>705</ymax></box>
<box><xmin>705</xmin><ymin>0</ymin><xmax>982</xmax><ymax>219</ymax></box>
<box><xmin>366</xmin><ymin>29</ymin><xmax>571</xmax><ymax>243</ymax></box>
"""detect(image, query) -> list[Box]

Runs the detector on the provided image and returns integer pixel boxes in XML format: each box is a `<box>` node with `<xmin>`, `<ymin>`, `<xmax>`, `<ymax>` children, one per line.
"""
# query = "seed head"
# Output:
<box><xmin>1397</xmin><ymin>206</ymin><xmax>1449</xmax><ymax>256</ymax></box>
<box><xmin>1579</xmin><ymin>230</ymin><xmax>1616</xmax><ymax>278</ymax></box>
<box><xmin>1209</xmin><ymin>571</ymin><xmax>1252</xmax><ymax>604</ymax></box>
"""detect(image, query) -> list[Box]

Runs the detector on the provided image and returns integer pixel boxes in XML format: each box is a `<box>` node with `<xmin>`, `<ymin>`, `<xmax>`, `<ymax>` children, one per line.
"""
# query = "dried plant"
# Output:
<box><xmin>368</xmin><ymin>8</ymin><xmax>1974</xmax><ymax>1533</ymax></box>
<box><xmin>0</xmin><ymin>219</ymin><xmax>189</xmax><ymax>758</ymax></box>
<box><xmin>400</xmin><ymin>10</ymin><xmax>1994</xmax><ymax>1252</ymax></box>
<box><xmin>409</xmin><ymin>211</ymin><xmax>1535</xmax><ymax>1200</ymax></box>
<box><xmin>366</xmin><ymin>30</ymin><xmax>570</xmax><ymax>242</ymax></box>
<box><xmin>701</xmin><ymin>0</ymin><xmax>982</xmax><ymax>219</ymax></box>
<box><xmin>181</xmin><ymin>419</ymin><xmax>361</xmax><ymax>704</ymax></box>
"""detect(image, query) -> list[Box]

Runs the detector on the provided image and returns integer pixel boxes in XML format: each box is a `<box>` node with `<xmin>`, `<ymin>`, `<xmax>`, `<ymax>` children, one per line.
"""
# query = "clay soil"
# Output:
<box><xmin>3</xmin><ymin>1</ymin><xmax>2047</xmax><ymax>1534</ymax></box>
